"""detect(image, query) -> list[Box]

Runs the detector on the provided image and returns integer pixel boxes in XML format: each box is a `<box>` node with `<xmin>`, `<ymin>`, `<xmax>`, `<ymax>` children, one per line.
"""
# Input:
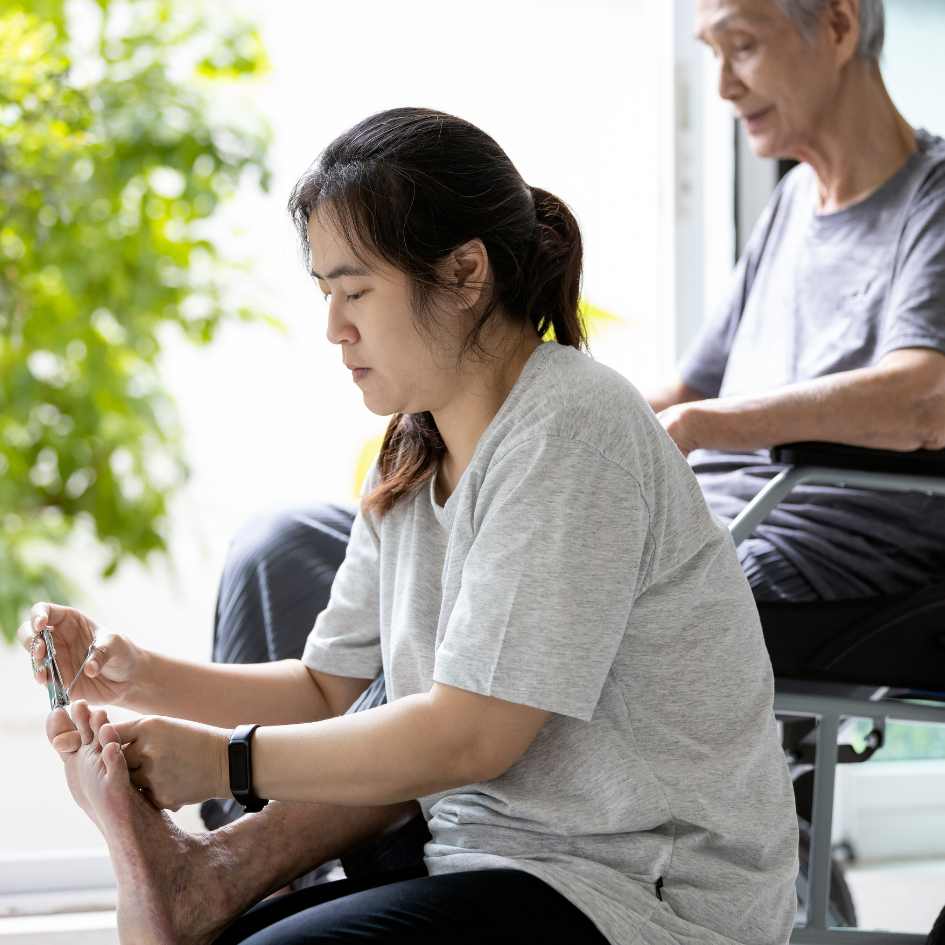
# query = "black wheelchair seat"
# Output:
<box><xmin>757</xmin><ymin>580</ymin><xmax>945</xmax><ymax>695</ymax></box>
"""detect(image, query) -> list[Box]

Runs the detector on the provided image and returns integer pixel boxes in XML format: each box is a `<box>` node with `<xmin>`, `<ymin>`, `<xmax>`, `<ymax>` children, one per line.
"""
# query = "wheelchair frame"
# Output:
<box><xmin>729</xmin><ymin>443</ymin><xmax>945</xmax><ymax>945</ymax></box>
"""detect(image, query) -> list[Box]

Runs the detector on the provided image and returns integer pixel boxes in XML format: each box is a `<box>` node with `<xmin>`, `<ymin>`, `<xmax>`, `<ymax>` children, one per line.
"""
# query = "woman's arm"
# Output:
<box><xmin>21</xmin><ymin>602</ymin><xmax>365</xmax><ymax>728</ymax></box>
<box><xmin>112</xmin><ymin>681</ymin><xmax>552</xmax><ymax>811</ymax></box>
<box><xmin>127</xmin><ymin>651</ymin><xmax>347</xmax><ymax>727</ymax></box>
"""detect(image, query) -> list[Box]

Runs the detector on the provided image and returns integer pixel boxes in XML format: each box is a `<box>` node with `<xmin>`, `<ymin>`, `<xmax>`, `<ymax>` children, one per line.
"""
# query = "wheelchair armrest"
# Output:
<box><xmin>730</xmin><ymin>442</ymin><xmax>945</xmax><ymax>547</ymax></box>
<box><xmin>770</xmin><ymin>441</ymin><xmax>945</xmax><ymax>478</ymax></box>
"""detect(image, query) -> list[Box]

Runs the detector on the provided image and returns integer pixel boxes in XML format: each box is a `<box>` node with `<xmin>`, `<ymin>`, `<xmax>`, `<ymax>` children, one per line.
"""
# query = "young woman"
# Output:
<box><xmin>25</xmin><ymin>107</ymin><xmax>797</xmax><ymax>945</ymax></box>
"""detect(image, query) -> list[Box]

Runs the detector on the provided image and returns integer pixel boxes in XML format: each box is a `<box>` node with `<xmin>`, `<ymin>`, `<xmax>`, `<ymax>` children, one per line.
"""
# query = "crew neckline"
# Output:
<box><xmin>808</xmin><ymin>127</ymin><xmax>932</xmax><ymax>228</ymax></box>
<box><xmin>429</xmin><ymin>341</ymin><xmax>557</xmax><ymax>525</ymax></box>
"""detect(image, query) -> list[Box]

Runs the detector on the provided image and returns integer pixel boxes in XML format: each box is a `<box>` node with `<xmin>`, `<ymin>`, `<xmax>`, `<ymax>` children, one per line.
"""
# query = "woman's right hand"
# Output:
<box><xmin>17</xmin><ymin>602</ymin><xmax>141</xmax><ymax>707</ymax></box>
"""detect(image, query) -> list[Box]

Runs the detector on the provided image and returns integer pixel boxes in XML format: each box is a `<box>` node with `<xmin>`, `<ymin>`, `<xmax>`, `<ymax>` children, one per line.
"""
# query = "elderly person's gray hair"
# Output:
<box><xmin>774</xmin><ymin>0</ymin><xmax>885</xmax><ymax>61</ymax></box>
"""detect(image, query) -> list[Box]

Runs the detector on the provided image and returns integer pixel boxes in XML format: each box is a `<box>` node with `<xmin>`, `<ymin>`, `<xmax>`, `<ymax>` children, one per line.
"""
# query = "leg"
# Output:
<box><xmin>213</xmin><ymin>868</ymin><xmax>610</xmax><ymax>945</ymax></box>
<box><xmin>47</xmin><ymin>702</ymin><xmax>425</xmax><ymax>945</ymax></box>
<box><xmin>212</xmin><ymin>504</ymin><xmax>357</xmax><ymax>664</ymax></box>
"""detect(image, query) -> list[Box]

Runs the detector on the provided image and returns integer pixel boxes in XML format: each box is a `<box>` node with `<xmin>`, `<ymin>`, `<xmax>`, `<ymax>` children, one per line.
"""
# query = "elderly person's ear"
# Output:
<box><xmin>824</xmin><ymin>0</ymin><xmax>862</xmax><ymax>67</ymax></box>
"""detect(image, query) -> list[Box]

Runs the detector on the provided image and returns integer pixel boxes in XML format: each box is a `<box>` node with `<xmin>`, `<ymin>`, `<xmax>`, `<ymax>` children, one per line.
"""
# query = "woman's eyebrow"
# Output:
<box><xmin>310</xmin><ymin>264</ymin><xmax>370</xmax><ymax>280</ymax></box>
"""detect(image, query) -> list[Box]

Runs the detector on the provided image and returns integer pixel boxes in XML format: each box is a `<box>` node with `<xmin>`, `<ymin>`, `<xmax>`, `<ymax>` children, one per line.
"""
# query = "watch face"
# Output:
<box><xmin>228</xmin><ymin>742</ymin><xmax>251</xmax><ymax>794</ymax></box>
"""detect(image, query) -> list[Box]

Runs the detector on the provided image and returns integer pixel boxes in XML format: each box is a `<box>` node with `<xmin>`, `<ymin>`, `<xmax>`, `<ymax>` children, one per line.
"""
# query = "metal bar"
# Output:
<box><xmin>775</xmin><ymin>692</ymin><xmax>945</xmax><ymax>727</ymax></box>
<box><xmin>807</xmin><ymin>711</ymin><xmax>840</xmax><ymax>930</ymax></box>
<box><xmin>791</xmin><ymin>928</ymin><xmax>926</xmax><ymax>945</ymax></box>
<box><xmin>729</xmin><ymin>469</ymin><xmax>805</xmax><ymax>545</ymax></box>
<box><xmin>729</xmin><ymin>465</ymin><xmax>945</xmax><ymax>546</ymax></box>
<box><xmin>790</xmin><ymin>467</ymin><xmax>945</xmax><ymax>496</ymax></box>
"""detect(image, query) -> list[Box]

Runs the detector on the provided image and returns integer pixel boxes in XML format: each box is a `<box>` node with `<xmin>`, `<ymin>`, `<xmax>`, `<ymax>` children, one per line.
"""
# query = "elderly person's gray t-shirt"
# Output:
<box><xmin>681</xmin><ymin>128</ymin><xmax>945</xmax><ymax>601</ymax></box>
<box><xmin>303</xmin><ymin>341</ymin><xmax>797</xmax><ymax>945</ymax></box>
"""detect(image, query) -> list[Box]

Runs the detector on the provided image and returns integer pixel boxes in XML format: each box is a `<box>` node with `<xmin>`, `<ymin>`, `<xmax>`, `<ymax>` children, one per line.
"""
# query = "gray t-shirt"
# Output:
<box><xmin>681</xmin><ymin>128</ymin><xmax>945</xmax><ymax>601</ymax></box>
<box><xmin>303</xmin><ymin>341</ymin><xmax>797</xmax><ymax>945</ymax></box>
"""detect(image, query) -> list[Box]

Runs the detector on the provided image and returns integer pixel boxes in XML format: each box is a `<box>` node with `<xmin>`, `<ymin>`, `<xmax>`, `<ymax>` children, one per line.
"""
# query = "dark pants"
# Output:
<box><xmin>212</xmin><ymin>864</ymin><xmax>609</xmax><ymax>944</ymax></box>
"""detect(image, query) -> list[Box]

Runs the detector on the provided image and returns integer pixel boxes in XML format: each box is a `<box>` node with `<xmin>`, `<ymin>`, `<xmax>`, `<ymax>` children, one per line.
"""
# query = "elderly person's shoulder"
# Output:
<box><xmin>909</xmin><ymin>128</ymin><xmax>945</xmax><ymax>200</ymax></box>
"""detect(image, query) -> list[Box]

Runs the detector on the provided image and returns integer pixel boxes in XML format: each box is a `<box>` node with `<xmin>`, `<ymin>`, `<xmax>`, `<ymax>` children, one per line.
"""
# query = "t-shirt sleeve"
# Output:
<box><xmin>301</xmin><ymin>464</ymin><xmax>383</xmax><ymax>679</ymax></box>
<box><xmin>678</xmin><ymin>179</ymin><xmax>787</xmax><ymax>397</ymax></box>
<box><xmin>432</xmin><ymin>435</ymin><xmax>651</xmax><ymax>722</ymax></box>
<box><xmin>879</xmin><ymin>167</ymin><xmax>945</xmax><ymax>358</ymax></box>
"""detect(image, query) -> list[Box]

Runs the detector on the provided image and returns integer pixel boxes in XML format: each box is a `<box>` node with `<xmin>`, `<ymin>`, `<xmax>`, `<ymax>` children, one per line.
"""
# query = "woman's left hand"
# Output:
<box><xmin>113</xmin><ymin>715</ymin><xmax>230</xmax><ymax>810</ymax></box>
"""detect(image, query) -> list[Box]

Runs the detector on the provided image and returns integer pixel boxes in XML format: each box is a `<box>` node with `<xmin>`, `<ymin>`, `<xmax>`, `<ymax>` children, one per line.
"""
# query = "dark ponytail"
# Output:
<box><xmin>522</xmin><ymin>187</ymin><xmax>586</xmax><ymax>350</ymax></box>
<box><xmin>287</xmin><ymin>108</ymin><xmax>588</xmax><ymax>520</ymax></box>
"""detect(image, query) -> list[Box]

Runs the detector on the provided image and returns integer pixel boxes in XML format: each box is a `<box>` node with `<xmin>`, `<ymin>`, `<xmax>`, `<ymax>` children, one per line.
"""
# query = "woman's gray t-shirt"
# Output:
<box><xmin>302</xmin><ymin>341</ymin><xmax>798</xmax><ymax>945</ymax></box>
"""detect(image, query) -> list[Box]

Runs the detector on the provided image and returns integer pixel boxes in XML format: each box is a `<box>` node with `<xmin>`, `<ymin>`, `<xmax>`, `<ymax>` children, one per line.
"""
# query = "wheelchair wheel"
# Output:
<box><xmin>796</xmin><ymin>816</ymin><xmax>858</xmax><ymax>928</ymax></box>
<box><xmin>929</xmin><ymin>903</ymin><xmax>945</xmax><ymax>945</ymax></box>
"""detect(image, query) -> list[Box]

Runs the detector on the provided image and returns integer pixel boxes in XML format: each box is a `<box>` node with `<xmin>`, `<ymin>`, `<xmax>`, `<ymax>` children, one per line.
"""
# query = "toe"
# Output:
<box><xmin>100</xmin><ymin>724</ymin><xmax>129</xmax><ymax>780</ymax></box>
<box><xmin>72</xmin><ymin>700</ymin><xmax>94</xmax><ymax>746</ymax></box>
<box><xmin>46</xmin><ymin>708</ymin><xmax>81</xmax><ymax>756</ymax></box>
<box><xmin>90</xmin><ymin>708</ymin><xmax>108</xmax><ymax>742</ymax></box>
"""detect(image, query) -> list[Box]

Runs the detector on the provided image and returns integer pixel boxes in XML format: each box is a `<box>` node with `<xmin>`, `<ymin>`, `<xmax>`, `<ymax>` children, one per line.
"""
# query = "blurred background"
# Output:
<box><xmin>1</xmin><ymin>0</ymin><xmax>944</xmax><ymax>941</ymax></box>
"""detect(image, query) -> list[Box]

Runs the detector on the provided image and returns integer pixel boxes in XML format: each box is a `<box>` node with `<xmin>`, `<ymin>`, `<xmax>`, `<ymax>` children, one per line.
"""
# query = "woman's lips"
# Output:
<box><xmin>352</xmin><ymin>368</ymin><xmax>370</xmax><ymax>382</ymax></box>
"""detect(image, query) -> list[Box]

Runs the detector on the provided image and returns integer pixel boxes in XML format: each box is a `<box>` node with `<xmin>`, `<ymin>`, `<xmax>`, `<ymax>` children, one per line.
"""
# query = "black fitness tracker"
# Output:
<box><xmin>228</xmin><ymin>723</ymin><xmax>269</xmax><ymax>813</ymax></box>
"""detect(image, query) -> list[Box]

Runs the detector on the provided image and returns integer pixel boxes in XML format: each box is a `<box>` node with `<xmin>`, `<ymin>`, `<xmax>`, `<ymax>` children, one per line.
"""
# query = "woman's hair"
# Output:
<box><xmin>287</xmin><ymin>107</ymin><xmax>587</xmax><ymax>519</ymax></box>
<box><xmin>774</xmin><ymin>0</ymin><xmax>885</xmax><ymax>61</ymax></box>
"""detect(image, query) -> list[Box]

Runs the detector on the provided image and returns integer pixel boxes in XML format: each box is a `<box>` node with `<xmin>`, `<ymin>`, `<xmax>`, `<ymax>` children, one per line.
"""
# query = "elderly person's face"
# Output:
<box><xmin>696</xmin><ymin>0</ymin><xmax>858</xmax><ymax>160</ymax></box>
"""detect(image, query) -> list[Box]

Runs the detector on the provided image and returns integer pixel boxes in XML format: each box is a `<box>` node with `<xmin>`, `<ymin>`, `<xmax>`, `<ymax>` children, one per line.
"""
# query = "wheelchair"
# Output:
<box><xmin>729</xmin><ymin>441</ymin><xmax>945</xmax><ymax>945</ymax></box>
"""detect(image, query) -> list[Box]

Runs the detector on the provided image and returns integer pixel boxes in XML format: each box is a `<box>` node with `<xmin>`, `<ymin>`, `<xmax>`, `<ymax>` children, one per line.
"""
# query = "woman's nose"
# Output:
<box><xmin>325</xmin><ymin>299</ymin><xmax>357</xmax><ymax>346</ymax></box>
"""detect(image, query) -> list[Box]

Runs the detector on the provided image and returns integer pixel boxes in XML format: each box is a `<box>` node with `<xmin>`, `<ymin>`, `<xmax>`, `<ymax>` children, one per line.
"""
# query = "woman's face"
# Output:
<box><xmin>306</xmin><ymin>210</ymin><xmax>467</xmax><ymax>417</ymax></box>
<box><xmin>696</xmin><ymin>0</ymin><xmax>849</xmax><ymax>160</ymax></box>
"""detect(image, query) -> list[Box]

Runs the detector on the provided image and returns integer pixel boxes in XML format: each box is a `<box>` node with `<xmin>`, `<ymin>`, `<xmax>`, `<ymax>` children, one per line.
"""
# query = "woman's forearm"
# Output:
<box><xmin>124</xmin><ymin>652</ymin><xmax>331</xmax><ymax>727</ymax></box>
<box><xmin>249</xmin><ymin>693</ymin><xmax>480</xmax><ymax>807</ymax></box>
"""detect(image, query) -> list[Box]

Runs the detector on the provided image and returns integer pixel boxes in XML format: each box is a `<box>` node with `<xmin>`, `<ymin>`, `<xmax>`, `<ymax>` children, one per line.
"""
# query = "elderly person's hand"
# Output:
<box><xmin>19</xmin><ymin>602</ymin><xmax>142</xmax><ymax>708</ymax></box>
<box><xmin>657</xmin><ymin>402</ymin><xmax>705</xmax><ymax>457</ymax></box>
<box><xmin>112</xmin><ymin>715</ymin><xmax>231</xmax><ymax>811</ymax></box>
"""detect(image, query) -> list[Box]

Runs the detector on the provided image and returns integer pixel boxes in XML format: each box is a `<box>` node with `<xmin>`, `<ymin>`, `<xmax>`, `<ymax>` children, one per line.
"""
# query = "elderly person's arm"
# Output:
<box><xmin>659</xmin><ymin>347</ymin><xmax>945</xmax><ymax>456</ymax></box>
<box><xmin>646</xmin><ymin>379</ymin><xmax>709</xmax><ymax>414</ymax></box>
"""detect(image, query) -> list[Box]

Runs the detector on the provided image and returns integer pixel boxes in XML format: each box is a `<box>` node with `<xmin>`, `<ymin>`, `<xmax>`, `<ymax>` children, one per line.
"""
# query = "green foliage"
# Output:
<box><xmin>0</xmin><ymin>0</ymin><xmax>273</xmax><ymax>641</ymax></box>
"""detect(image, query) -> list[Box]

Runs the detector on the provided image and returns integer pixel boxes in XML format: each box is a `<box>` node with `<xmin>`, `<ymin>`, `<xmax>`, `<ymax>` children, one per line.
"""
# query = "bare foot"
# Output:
<box><xmin>46</xmin><ymin>703</ymin><xmax>240</xmax><ymax>945</ymax></box>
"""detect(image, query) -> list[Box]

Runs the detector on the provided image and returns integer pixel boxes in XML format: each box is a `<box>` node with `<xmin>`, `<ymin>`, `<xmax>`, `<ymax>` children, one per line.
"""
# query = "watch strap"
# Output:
<box><xmin>228</xmin><ymin>723</ymin><xmax>269</xmax><ymax>813</ymax></box>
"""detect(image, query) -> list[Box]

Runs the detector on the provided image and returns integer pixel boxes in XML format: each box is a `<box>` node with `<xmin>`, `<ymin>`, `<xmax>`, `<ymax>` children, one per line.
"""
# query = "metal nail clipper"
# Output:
<box><xmin>29</xmin><ymin>628</ymin><xmax>97</xmax><ymax>710</ymax></box>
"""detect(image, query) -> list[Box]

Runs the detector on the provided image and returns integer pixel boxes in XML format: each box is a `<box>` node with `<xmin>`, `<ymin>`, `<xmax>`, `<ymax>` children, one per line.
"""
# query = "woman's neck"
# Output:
<box><xmin>433</xmin><ymin>326</ymin><xmax>543</xmax><ymax>498</ymax></box>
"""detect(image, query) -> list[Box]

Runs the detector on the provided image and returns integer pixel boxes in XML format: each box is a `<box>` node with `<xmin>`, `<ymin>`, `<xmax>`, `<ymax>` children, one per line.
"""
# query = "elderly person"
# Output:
<box><xmin>22</xmin><ymin>0</ymin><xmax>945</xmax><ymax>943</ymax></box>
<box><xmin>660</xmin><ymin>0</ymin><xmax>945</xmax><ymax>603</ymax></box>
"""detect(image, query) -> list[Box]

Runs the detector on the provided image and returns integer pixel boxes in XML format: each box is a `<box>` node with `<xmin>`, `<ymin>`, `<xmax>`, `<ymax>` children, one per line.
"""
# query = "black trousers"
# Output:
<box><xmin>212</xmin><ymin>864</ymin><xmax>609</xmax><ymax>944</ymax></box>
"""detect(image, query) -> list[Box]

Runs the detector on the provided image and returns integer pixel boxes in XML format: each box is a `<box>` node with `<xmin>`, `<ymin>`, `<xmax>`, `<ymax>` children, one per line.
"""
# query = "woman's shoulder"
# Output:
<box><xmin>500</xmin><ymin>344</ymin><xmax>668</xmax><ymax>476</ymax></box>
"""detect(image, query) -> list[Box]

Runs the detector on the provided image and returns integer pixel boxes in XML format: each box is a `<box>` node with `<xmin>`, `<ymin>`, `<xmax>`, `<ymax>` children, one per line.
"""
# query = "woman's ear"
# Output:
<box><xmin>444</xmin><ymin>239</ymin><xmax>490</xmax><ymax>309</ymax></box>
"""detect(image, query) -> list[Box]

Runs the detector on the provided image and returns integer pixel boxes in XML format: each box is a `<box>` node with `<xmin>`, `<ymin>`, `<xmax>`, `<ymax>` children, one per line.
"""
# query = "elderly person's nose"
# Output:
<box><xmin>717</xmin><ymin>59</ymin><xmax>744</xmax><ymax>102</ymax></box>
